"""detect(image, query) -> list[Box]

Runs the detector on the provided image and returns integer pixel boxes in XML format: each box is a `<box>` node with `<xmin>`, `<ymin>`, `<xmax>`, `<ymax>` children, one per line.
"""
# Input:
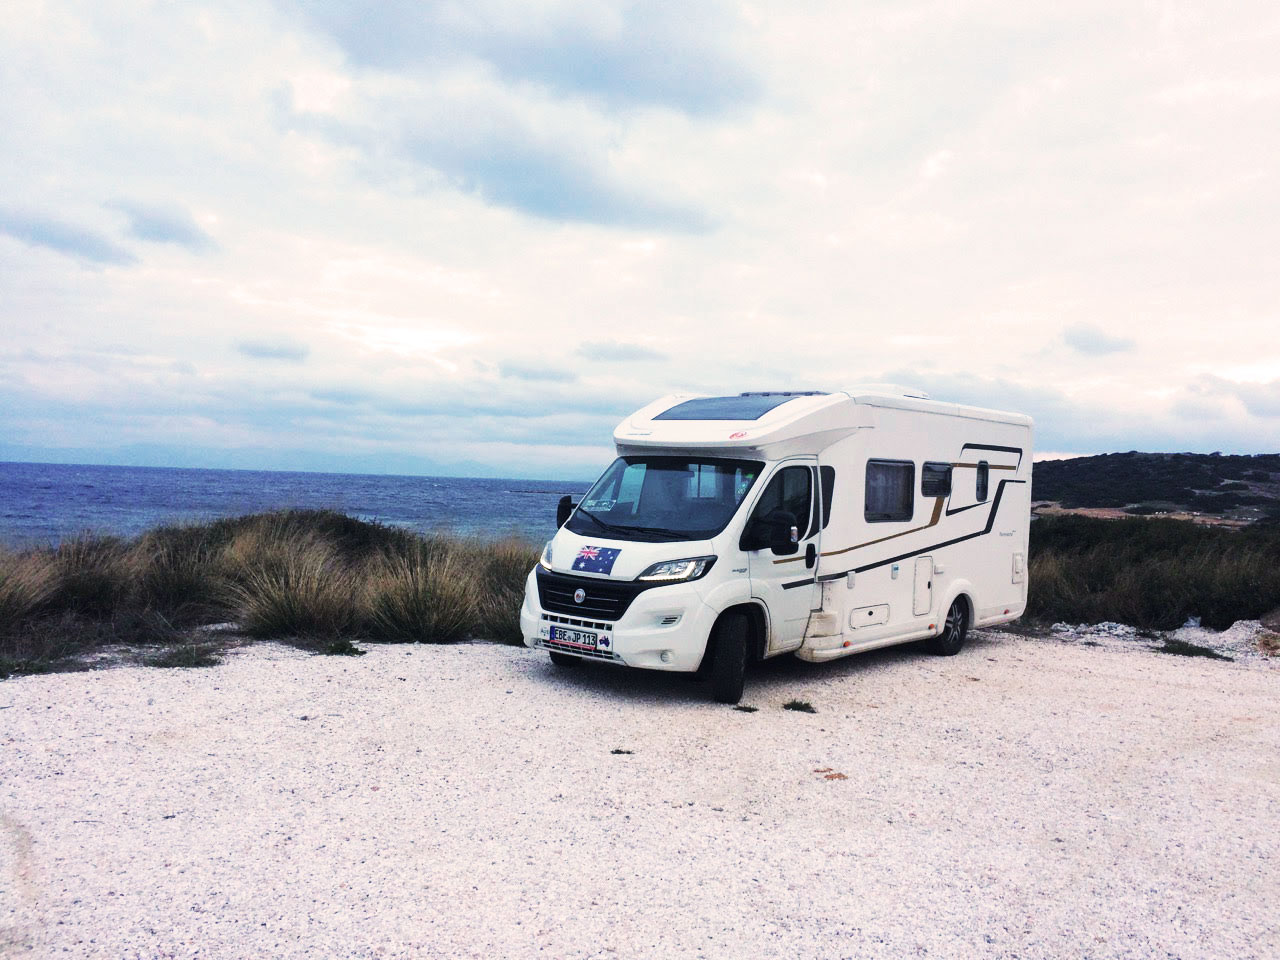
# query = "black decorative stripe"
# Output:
<box><xmin>816</xmin><ymin>478</ymin><xmax>1027</xmax><ymax>582</ymax></box>
<box><xmin>946</xmin><ymin>444</ymin><xmax>1023</xmax><ymax>516</ymax></box>
<box><xmin>782</xmin><ymin>577</ymin><xmax>816</xmax><ymax>590</ymax></box>
<box><xmin>960</xmin><ymin>442</ymin><xmax>1024</xmax><ymax>469</ymax></box>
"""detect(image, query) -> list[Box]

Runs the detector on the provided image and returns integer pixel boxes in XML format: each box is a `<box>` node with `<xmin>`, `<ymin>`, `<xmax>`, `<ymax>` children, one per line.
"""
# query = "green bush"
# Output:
<box><xmin>1028</xmin><ymin>516</ymin><xmax>1280</xmax><ymax>628</ymax></box>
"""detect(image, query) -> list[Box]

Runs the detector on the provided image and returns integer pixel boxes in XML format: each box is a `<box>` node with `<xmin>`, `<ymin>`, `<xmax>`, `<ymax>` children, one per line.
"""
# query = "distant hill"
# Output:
<box><xmin>1031</xmin><ymin>452</ymin><xmax>1280</xmax><ymax>521</ymax></box>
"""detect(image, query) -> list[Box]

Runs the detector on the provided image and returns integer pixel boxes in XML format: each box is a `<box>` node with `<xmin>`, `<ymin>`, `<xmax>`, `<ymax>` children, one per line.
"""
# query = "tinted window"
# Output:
<box><xmin>976</xmin><ymin>461</ymin><xmax>989</xmax><ymax>501</ymax></box>
<box><xmin>865</xmin><ymin>460</ymin><xmax>914</xmax><ymax>522</ymax></box>
<box><xmin>820</xmin><ymin>465</ymin><xmax>835</xmax><ymax>529</ymax></box>
<box><xmin>921</xmin><ymin>462</ymin><xmax>952</xmax><ymax>497</ymax></box>
<box><xmin>569</xmin><ymin>456</ymin><xmax>763</xmax><ymax>542</ymax></box>
<box><xmin>748</xmin><ymin>466</ymin><xmax>813</xmax><ymax>537</ymax></box>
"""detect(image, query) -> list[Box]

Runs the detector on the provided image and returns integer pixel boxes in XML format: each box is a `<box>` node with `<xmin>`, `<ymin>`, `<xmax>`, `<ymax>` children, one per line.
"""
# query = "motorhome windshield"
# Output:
<box><xmin>568</xmin><ymin>456</ymin><xmax>764</xmax><ymax>543</ymax></box>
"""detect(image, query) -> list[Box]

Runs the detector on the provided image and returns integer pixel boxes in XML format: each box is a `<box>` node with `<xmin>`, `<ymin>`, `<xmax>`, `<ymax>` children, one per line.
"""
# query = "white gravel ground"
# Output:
<box><xmin>2</xmin><ymin>630</ymin><xmax>1277</xmax><ymax>960</ymax></box>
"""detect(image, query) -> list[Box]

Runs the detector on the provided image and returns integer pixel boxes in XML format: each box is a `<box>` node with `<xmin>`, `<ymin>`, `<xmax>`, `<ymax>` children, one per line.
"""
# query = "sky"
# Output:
<box><xmin>1</xmin><ymin>0</ymin><xmax>1278</xmax><ymax>480</ymax></box>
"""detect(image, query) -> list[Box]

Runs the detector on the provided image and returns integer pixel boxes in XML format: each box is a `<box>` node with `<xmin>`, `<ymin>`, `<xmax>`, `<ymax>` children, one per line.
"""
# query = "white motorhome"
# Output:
<box><xmin>520</xmin><ymin>388</ymin><xmax>1033</xmax><ymax>703</ymax></box>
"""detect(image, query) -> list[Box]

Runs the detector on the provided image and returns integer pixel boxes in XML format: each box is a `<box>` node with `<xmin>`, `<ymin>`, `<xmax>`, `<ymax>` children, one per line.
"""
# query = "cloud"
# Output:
<box><xmin>1062</xmin><ymin>324</ymin><xmax>1135</xmax><ymax>356</ymax></box>
<box><xmin>1189</xmin><ymin>376</ymin><xmax>1280</xmax><ymax>419</ymax></box>
<box><xmin>499</xmin><ymin>363</ymin><xmax>577</xmax><ymax>383</ymax></box>
<box><xmin>575</xmin><ymin>341</ymin><xmax>667</xmax><ymax>362</ymax></box>
<box><xmin>293</xmin><ymin>82</ymin><xmax>712</xmax><ymax>228</ymax></box>
<box><xmin>283</xmin><ymin>0</ymin><xmax>758</xmax><ymax>115</ymax></box>
<box><xmin>236</xmin><ymin>339</ymin><xmax>310</xmax><ymax>361</ymax></box>
<box><xmin>397</xmin><ymin>114</ymin><xmax>709</xmax><ymax>228</ymax></box>
<box><xmin>0</xmin><ymin>207</ymin><xmax>136</xmax><ymax>266</ymax></box>
<box><xmin>109</xmin><ymin>200</ymin><xmax>217</xmax><ymax>253</ymax></box>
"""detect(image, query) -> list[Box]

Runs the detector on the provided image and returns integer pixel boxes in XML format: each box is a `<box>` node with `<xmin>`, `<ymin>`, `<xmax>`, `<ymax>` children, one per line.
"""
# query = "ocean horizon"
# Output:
<box><xmin>0</xmin><ymin>460</ymin><xmax>593</xmax><ymax>547</ymax></box>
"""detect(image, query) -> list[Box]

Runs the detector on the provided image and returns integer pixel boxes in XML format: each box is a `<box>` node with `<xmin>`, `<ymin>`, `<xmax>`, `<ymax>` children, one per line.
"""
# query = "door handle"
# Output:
<box><xmin>805</xmin><ymin>543</ymin><xmax>816</xmax><ymax>569</ymax></box>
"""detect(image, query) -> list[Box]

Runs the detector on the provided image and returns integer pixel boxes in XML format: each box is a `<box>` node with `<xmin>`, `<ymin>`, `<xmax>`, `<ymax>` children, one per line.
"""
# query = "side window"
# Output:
<box><xmin>865</xmin><ymin>460</ymin><xmax>914</xmax><ymax>523</ymax></box>
<box><xmin>976</xmin><ymin>461</ymin><xmax>989</xmax><ymax>501</ymax></box>
<box><xmin>749</xmin><ymin>466</ymin><xmax>813</xmax><ymax>536</ymax></box>
<box><xmin>820</xmin><ymin>465</ymin><xmax>835</xmax><ymax>530</ymax></box>
<box><xmin>921</xmin><ymin>462</ymin><xmax>952</xmax><ymax>497</ymax></box>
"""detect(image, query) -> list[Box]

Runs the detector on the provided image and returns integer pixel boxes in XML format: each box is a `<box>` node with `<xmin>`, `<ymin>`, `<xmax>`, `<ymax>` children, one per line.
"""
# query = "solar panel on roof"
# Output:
<box><xmin>653</xmin><ymin>394</ymin><xmax>809</xmax><ymax>421</ymax></box>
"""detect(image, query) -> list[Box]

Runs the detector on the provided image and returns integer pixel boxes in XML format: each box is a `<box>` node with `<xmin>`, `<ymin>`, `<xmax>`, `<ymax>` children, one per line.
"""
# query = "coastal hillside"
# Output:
<box><xmin>1032</xmin><ymin>452</ymin><xmax>1280</xmax><ymax>523</ymax></box>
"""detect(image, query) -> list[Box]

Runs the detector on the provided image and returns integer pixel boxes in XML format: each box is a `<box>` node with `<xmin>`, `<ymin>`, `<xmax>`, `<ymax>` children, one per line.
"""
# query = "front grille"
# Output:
<box><xmin>542</xmin><ymin>612</ymin><xmax>611</xmax><ymax>631</ymax></box>
<box><xmin>535</xmin><ymin>636</ymin><xmax>621</xmax><ymax>662</ymax></box>
<box><xmin>536</xmin><ymin>569</ymin><xmax>653</xmax><ymax>620</ymax></box>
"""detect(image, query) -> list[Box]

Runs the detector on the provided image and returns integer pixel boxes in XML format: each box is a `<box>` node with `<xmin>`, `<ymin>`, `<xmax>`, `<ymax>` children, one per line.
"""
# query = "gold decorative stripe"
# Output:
<box><xmin>774</xmin><ymin>496</ymin><xmax>945</xmax><ymax>564</ymax></box>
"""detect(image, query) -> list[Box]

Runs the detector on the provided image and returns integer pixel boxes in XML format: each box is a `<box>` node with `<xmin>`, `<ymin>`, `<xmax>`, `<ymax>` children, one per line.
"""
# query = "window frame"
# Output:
<box><xmin>921</xmin><ymin>461</ymin><xmax>953</xmax><ymax>498</ymax></box>
<box><xmin>819</xmin><ymin>465</ymin><xmax>836</xmax><ymax>530</ymax></box>
<box><xmin>864</xmin><ymin>459</ymin><xmax>915</xmax><ymax>523</ymax></box>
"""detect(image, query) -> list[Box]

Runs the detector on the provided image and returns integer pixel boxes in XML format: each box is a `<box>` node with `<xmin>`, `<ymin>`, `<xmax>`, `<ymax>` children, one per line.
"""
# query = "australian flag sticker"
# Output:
<box><xmin>572</xmin><ymin>545</ymin><xmax>621</xmax><ymax>575</ymax></box>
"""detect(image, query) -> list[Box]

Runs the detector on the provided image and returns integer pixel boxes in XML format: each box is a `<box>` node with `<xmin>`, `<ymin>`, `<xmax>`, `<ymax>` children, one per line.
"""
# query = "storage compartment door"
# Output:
<box><xmin>912</xmin><ymin>556</ymin><xmax>933</xmax><ymax>617</ymax></box>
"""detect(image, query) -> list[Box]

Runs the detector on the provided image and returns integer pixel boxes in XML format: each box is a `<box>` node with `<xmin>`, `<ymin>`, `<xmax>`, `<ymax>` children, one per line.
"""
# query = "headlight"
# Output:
<box><xmin>636</xmin><ymin>556</ymin><xmax>717</xmax><ymax>582</ymax></box>
<box><xmin>539</xmin><ymin>540</ymin><xmax>554</xmax><ymax>571</ymax></box>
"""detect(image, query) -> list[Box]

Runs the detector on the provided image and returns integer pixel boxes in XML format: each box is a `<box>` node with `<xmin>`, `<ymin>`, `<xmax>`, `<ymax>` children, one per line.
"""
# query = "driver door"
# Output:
<box><xmin>743</xmin><ymin>460</ymin><xmax>820</xmax><ymax>653</ymax></box>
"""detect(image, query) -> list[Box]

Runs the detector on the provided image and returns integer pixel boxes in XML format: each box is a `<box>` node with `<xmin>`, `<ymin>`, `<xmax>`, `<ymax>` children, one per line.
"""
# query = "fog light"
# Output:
<box><xmin>660</xmin><ymin>650</ymin><xmax>673</xmax><ymax>664</ymax></box>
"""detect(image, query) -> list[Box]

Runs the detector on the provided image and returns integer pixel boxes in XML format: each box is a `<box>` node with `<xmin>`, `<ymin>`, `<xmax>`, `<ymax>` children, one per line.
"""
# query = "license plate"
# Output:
<box><xmin>549</xmin><ymin>626</ymin><xmax>600</xmax><ymax>649</ymax></box>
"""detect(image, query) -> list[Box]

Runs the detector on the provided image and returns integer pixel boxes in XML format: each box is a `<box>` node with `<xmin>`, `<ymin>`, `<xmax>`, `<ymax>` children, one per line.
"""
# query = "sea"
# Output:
<box><xmin>0</xmin><ymin>461</ymin><xmax>593</xmax><ymax>548</ymax></box>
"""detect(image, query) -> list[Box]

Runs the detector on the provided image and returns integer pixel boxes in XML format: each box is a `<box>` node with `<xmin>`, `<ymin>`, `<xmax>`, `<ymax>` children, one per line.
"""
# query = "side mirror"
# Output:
<box><xmin>769</xmin><ymin>515</ymin><xmax>800</xmax><ymax>556</ymax></box>
<box><xmin>556</xmin><ymin>495</ymin><xmax>576</xmax><ymax>528</ymax></box>
<box><xmin>741</xmin><ymin>510</ymin><xmax>800</xmax><ymax>555</ymax></box>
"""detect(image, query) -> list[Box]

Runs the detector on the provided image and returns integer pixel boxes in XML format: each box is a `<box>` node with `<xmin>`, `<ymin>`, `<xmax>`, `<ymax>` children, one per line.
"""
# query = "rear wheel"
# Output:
<box><xmin>548</xmin><ymin>651</ymin><xmax>581</xmax><ymax>667</ymax></box>
<box><xmin>709</xmin><ymin>612</ymin><xmax>749</xmax><ymax>704</ymax></box>
<box><xmin>924</xmin><ymin>598</ymin><xmax>968</xmax><ymax>656</ymax></box>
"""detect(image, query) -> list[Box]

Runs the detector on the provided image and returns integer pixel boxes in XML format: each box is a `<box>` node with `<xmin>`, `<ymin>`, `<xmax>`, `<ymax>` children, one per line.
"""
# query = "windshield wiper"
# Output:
<box><xmin>574</xmin><ymin>507</ymin><xmax>637</xmax><ymax>537</ymax></box>
<box><xmin>574</xmin><ymin>509</ymin><xmax>694</xmax><ymax>541</ymax></box>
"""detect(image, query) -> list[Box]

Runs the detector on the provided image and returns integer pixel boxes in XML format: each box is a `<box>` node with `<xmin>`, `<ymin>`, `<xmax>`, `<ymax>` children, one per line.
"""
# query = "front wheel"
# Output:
<box><xmin>709</xmin><ymin>612</ymin><xmax>748</xmax><ymax>704</ymax></box>
<box><xmin>924</xmin><ymin>598</ymin><xmax>968</xmax><ymax>656</ymax></box>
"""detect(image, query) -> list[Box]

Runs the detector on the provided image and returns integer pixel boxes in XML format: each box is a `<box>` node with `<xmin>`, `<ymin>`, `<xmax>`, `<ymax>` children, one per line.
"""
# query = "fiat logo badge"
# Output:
<box><xmin>573</xmin><ymin>588</ymin><xmax>586</xmax><ymax>604</ymax></box>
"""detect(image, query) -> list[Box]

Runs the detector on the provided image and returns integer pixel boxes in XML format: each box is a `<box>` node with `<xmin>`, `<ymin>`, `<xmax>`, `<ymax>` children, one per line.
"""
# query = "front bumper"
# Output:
<box><xmin>520</xmin><ymin>568</ymin><xmax>719</xmax><ymax>672</ymax></box>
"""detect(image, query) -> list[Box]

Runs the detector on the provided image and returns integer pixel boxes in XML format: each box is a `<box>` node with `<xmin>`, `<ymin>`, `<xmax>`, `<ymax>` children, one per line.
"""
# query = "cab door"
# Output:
<box><xmin>742</xmin><ymin>460</ymin><xmax>820</xmax><ymax>653</ymax></box>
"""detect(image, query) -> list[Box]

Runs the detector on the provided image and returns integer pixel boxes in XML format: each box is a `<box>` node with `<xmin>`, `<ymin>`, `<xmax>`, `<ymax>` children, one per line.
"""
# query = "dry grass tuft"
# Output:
<box><xmin>470</xmin><ymin>538</ymin><xmax>538</xmax><ymax>644</ymax></box>
<box><xmin>2</xmin><ymin>510</ymin><xmax>539</xmax><ymax>674</ymax></box>
<box><xmin>0</xmin><ymin>548</ymin><xmax>60</xmax><ymax>626</ymax></box>
<box><xmin>364</xmin><ymin>548</ymin><xmax>476</xmax><ymax>643</ymax></box>
<box><xmin>229</xmin><ymin>535</ymin><xmax>362</xmax><ymax>641</ymax></box>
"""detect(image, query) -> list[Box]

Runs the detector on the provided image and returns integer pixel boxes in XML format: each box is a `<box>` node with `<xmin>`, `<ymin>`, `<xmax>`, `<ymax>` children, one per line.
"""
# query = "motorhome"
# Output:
<box><xmin>520</xmin><ymin>387</ymin><xmax>1033</xmax><ymax>703</ymax></box>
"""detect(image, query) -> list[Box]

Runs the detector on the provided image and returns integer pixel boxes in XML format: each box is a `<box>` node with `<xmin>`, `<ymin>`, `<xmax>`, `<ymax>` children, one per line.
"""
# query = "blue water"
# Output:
<box><xmin>0</xmin><ymin>462</ymin><xmax>593</xmax><ymax>547</ymax></box>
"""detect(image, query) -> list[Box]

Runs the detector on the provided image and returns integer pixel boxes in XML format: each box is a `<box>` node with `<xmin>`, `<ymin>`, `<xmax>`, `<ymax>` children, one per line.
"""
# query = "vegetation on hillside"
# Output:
<box><xmin>1032</xmin><ymin>451</ymin><xmax>1280</xmax><ymax>516</ymax></box>
<box><xmin>1</xmin><ymin>510</ymin><xmax>537</xmax><ymax>678</ymax></box>
<box><xmin>1027</xmin><ymin>515</ymin><xmax>1280</xmax><ymax>629</ymax></box>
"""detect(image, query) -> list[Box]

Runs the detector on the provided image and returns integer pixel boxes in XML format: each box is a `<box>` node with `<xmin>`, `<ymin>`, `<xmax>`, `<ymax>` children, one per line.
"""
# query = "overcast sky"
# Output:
<box><xmin>2</xmin><ymin>1</ymin><xmax>1277</xmax><ymax>479</ymax></box>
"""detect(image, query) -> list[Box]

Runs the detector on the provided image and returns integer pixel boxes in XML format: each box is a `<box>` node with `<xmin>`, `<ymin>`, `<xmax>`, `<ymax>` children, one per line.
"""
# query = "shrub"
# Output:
<box><xmin>48</xmin><ymin>535</ymin><xmax>132</xmax><ymax>617</ymax></box>
<box><xmin>229</xmin><ymin>535</ymin><xmax>361</xmax><ymax>639</ymax></box>
<box><xmin>131</xmin><ymin>524</ymin><xmax>229</xmax><ymax>625</ymax></box>
<box><xmin>0</xmin><ymin>548</ymin><xmax>59</xmax><ymax>626</ymax></box>
<box><xmin>364</xmin><ymin>548</ymin><xmax>475</xmax><ymax>643</ymax></box>
<box><xmin>1028</xmin><ymin>516</ymin><xmax>1280</xmax><ymax>628</ymax></box>
<box><xmin>471</xmin><ymin>538</ymin><xmax>538</xmax><ymax>644</ymax></box>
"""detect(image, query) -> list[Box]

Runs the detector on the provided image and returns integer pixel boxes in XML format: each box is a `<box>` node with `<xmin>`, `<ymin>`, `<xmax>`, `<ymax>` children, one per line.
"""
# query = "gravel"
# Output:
<box><xmin>2</xmin><ymin>630</ymin><xmax>1277</xmax><ymax>959</ymax></box>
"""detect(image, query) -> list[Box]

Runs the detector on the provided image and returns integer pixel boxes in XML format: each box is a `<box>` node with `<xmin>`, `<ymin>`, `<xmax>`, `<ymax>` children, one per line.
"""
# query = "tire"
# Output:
<box><xmin>709</xmin><ymin>612</ymin><xmax>749</xmax><ymax>704</ymax></box>
<box><xmin>548</xmin><ymin>651</ymin><xmax>581</xmax><ymax>667</ymax></box>
<box><xmin>924</xmin><ymin>598</ymin><xmax>969</xmax><ymax>656</ymax></box>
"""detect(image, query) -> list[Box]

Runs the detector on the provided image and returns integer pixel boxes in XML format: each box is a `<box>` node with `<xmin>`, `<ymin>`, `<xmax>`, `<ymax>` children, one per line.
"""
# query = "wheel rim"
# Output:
<box><xmin>944</xmin><ymin>600</ymin><xmax>965</xmax><ymax>644</ymax></box>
